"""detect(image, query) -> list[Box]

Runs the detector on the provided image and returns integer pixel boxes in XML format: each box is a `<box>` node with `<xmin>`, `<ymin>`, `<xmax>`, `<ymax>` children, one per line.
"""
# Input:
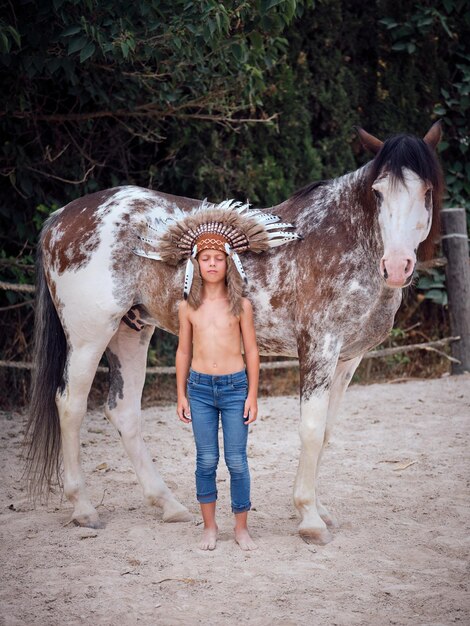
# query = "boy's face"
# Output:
<box><xmin>198</xmin><ymin>249</ymin><xmax>227</xmax><ymax>283</ymax></box>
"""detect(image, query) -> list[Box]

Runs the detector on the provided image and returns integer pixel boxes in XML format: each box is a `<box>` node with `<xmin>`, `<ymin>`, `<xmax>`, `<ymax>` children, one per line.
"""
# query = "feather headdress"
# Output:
<box><xmin>133</xmin><ymin>199</ymin><xmax>300</xmax><ymax>315</ymax></box>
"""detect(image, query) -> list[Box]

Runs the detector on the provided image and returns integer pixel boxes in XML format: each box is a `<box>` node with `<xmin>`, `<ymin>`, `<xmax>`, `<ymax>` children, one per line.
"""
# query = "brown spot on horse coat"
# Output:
<box><xmin>43</xmin><ymin>189</ymin><xmax>118</xmax><ymax>274</ymax></box>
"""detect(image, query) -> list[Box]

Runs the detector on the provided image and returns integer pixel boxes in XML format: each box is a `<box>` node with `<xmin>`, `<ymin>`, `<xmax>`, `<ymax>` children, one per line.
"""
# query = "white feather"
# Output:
<box><xmin>138</xmin><ymin>235</ymin><xmax>159</xmax><ymax>245</ymax></box>
<box><xmin>226</xmin><ymin>244</ymin><xmax>248</xmax><ymax>284</ymax></box>
<box><xmin>264</xmin><ymin>221</ymin><xmax>295</xmax><ymax>231</ymax></box>
<box><xmin>132</xmin><ymin>247</ymin><xmax>163</xmax><ymax>260</ymax></box>
<box><xmin>251</xmin><ymin>212</ymin><xmax>280</xmax><ymax>224</ymax></box>
<box><xmin>214</xmin><ymin>199</ymin><xmax>249</xmax><ymax>214</ymax></box>
<box><xmin>183</xmin><ymin>257</ymin><xmax>194</xmax><ymax>300</ymax></box>
<box><xmin>233</xmin><ymin>202</ymin><xmax>250</xmax><ymax>214</ymax></box>
<box><xmin>267</xmin><ymin>232</ymin><xmax>301</xmax><ymax>247</ymax></box>
<box><xmin>217</xmin><ymin>199</ymin><xmax>235</xmax><ymax>211</ymax></box>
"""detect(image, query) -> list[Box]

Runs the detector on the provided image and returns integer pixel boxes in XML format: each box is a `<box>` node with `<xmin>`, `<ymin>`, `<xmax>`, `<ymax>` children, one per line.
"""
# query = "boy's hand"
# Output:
<box><xmin>244</xmin><ymin>395</ymin><xmax>258</xmax><ymax>424</ymax></box>
<box><xmin>177</xmin><ymin>397</ymin><xmax>191</xmax><ymax>423</ymax></box>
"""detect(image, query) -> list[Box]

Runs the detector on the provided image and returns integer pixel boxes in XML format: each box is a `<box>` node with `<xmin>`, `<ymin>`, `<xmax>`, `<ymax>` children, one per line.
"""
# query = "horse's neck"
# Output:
<box><xmin>285</xmin><ymin>165</ymin><xmax>378</xmax><ymax>241</ymax></box>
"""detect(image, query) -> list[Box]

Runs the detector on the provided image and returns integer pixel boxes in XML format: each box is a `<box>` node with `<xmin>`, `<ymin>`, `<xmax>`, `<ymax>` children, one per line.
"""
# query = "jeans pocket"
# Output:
<box><xmin>231</xmin><ymin>382</ymin><xmax>248</xmax><ymax>392</ymax></box>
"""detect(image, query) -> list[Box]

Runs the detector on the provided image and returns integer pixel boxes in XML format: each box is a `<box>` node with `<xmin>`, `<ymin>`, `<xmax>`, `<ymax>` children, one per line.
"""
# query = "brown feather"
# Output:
<box><xmin>187</xmin><ymin>258</ymin><xmax>203</xmax><ymax>310</ymax></box>
<box><xmin>226</xmin><ymin>256</ymin><xmax>244</xmax><ymax>317</ymax></box>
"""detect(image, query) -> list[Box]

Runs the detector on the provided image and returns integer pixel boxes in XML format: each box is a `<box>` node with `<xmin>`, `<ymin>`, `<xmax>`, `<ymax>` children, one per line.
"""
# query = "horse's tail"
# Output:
<box><xmin>25</xmin><ymin>224</ymin><xmax>67</xmax><ymax>500</ymax></box>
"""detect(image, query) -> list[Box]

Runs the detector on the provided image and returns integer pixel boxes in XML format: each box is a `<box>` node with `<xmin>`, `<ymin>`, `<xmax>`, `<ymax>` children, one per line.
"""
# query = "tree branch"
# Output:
<box><xmin>24</xmin><ymin>164</ymin><xmax>96</xmax><ymax>184</ymax></box>
<box><xmin>2</xmin><ymin>107</ymin><xmax>278</xmax><ymax>126</ymax></box>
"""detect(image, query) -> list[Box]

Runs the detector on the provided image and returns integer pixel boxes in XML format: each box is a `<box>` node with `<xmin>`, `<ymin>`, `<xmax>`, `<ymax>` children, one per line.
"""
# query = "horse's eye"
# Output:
<box><xmin>372</xmin><ymin>189</ymin><xmax>382</xmax><ymax>201</ymax></box>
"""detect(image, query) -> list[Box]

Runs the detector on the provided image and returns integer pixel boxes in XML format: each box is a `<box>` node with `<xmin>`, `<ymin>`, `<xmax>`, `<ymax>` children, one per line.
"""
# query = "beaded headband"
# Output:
<box><xmin>196</xmin><ymin>233</ymin><xmax>229</xmax><ymax>253</ymax></box>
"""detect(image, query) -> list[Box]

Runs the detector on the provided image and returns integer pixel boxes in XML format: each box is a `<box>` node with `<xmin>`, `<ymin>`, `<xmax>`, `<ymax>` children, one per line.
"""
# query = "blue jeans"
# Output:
<box><xmin>187</xmin><ymin>368</ymin><xmax>251</xmax><ymax>514</ymax></box>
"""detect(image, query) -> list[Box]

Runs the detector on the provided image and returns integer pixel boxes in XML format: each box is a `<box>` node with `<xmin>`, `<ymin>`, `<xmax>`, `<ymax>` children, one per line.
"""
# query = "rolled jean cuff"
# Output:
<box><xmin>232</xmin><ymin>502</ymin><xmax>251</xmax><ymax>514</ymax></box>
<box><xmin>197</xmin><ymin>492</ymin><xmax>217</xmax><ymax>504</ymax></box>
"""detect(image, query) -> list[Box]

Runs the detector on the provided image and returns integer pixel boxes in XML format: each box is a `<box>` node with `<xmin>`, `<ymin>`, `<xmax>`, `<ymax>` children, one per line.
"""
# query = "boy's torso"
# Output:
<box><xmin>189</xmin><ymin>297</ymin><xmax>245</xmax><ymax>375</ymax></box>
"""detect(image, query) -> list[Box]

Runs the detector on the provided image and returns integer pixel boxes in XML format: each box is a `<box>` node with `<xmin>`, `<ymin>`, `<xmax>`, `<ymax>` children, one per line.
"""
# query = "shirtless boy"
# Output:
<box><xmin>176</xmin><ymin>247</ymin><xmax>259</xmax><ymax>551</ymax></box>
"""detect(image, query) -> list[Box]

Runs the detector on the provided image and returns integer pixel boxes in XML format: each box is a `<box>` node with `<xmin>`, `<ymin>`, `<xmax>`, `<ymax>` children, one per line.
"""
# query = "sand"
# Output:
<box><xmin>1</xmin><ymin>374</ymin><xmax>469</xmax><ymax>625</ymax></box>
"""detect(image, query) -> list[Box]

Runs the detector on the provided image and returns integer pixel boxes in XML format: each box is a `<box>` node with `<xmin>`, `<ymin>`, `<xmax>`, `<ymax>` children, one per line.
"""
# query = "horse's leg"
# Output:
<box><xmin>104</xmin><ymin>322</ymin><xmax>191</xmax><ymax>522</ymax></box>
<box><xmin>294</xmin><ymin>389</ymin><xmax>332</xmax><ymax>544</ymax></box>
<box><xmin>293</xmin><ymin>343</ymin><xmax>341</xmax><ymax>545</ymax></box>
<box><xmin>57</xmin><ymin>336</ymin><xmax>114</xmax><ymax>529</ymax></box>
<box><xmin>316</xmin><ymin>355</ymin><xmax>363</xmax><ymax>528</ymax></box>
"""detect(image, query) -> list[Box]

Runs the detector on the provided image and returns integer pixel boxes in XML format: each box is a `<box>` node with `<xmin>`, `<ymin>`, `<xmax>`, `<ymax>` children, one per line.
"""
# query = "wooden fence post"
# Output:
<box><xmin>441</xmin><ymin>207</ymin><xmax>470</xmax><ymax>374</ymax></box>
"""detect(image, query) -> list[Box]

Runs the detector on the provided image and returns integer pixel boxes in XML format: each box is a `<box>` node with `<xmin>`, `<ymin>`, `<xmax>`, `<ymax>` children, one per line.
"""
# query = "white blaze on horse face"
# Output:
<box><xmin>373</xmin><ymin>168</ymin><xmax>432</xmax><ymax>288</ymax></box>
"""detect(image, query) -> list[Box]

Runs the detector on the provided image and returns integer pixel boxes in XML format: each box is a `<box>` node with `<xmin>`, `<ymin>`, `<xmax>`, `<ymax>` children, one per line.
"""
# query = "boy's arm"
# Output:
<box><xmin>176</xmin><ymin>301</ymin><xmax>192</xmax><ymax>423</ymax></box>
<box><xmin>240</xmin><ymin>298</ymin><xmax>259</xmax><ymax>425</ymax></box>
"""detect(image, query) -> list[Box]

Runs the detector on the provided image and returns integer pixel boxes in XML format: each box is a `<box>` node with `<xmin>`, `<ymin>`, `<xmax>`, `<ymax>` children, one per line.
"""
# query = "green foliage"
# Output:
<box><xmin>168</xmin><ymin>59</ymin><xmax>322</xmax><ymax>205</ymax></box>
<box><xmin>289</xmin><ymin>0</ymin><xmax>377</xmax><ymax>177</ymax></box>
<box><xmin>377</xmin><ymin>0</ymin><xmax>470</xmax><ymax>303</ymax></box>
<box><xmin>386</xmin><ymin>327</ymin><xmax>412</xmax><ymax>367</ymax></box>
<box><xmin>379</xmin><ymin>1</ymin><xmax>469</xmax><ymax>211</ymax></box>
<box><xmin>416</xmin><ymin>268</ymin><xmax>448</xmax><ymax>306</ymax></box>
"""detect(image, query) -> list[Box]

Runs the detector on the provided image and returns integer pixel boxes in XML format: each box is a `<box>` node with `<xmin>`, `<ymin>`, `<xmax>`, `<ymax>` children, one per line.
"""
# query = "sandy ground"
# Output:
<box><xmin>0</xmin><ymin>374</ymin><xmax>469</xmax><ymax>626</ymax></box>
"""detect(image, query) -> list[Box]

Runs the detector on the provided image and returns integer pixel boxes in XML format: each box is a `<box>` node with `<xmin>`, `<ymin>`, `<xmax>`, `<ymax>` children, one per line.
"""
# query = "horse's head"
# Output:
<box><xmin>357</xmin><ymin>122</ymin><xmax>443</xmax><ymax>288</ymax></box>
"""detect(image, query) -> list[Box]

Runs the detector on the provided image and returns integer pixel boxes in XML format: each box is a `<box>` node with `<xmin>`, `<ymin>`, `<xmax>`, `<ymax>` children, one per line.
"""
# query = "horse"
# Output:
<box><xmin>26</xmin><ymin>122</ymin><xmax>443</xmax><ymax>543</ymax></box>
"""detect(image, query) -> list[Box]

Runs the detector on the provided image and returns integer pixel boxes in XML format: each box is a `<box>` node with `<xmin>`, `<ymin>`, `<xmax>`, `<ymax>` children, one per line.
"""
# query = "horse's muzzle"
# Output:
<box><xmin>380</xmin><ymin>256</ymin><xmax>415</xmax><ymax>288</ymax></box>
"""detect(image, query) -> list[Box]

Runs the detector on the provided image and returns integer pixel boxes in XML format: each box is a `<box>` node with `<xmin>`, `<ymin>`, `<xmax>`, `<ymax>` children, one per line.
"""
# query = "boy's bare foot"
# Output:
<box><xmin>234</xmin><ymin>527</ymin><xmax>257</xmax><ymax>551</ymax></box>
<box><xmin>199</xmin><ymin>525</ymin><xmax>218</xmax><ymax>550</ymax></box>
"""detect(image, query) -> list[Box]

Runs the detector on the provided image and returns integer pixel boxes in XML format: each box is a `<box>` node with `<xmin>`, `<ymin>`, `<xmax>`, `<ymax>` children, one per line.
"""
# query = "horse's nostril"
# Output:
<box><xmin>383</xmin><ymin>267</ymin><xmax>388</xmax><ymax>280</ymax></box>
<box><xmin>404</xmin><ymin>259</ymin><xmax>414</xmax><ymax>276</ymax></box>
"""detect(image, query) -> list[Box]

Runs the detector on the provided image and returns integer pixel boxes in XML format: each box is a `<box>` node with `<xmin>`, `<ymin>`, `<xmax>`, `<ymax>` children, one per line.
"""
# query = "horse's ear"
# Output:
<box><xmin>355</xmin><ymin>127</ymin><xmax>383</xmax><ymax>155</ymax></box>
<box><xmin>423</xmin><ymin>120</ymin><xmax>442</xmax><ymax>150</ymax></box>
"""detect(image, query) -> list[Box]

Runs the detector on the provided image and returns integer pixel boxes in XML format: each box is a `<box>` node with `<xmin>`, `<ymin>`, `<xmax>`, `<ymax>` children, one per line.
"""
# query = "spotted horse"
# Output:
<box><xmin>26</xmin><ymin>123</ymin><xmax>443</xmax><ymax>542</ymax></box>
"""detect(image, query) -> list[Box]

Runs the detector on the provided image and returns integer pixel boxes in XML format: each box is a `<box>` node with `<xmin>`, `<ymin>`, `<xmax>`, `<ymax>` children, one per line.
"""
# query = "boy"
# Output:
<box><xmin>176</xmin><ymin>244</ymin><xmax>259</xmax><ymax>551</ymax></box>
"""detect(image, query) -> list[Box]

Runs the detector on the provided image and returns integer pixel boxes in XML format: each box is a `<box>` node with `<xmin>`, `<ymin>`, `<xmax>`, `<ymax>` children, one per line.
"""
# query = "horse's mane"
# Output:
<box><xmin>368</xmin><ymin>134</ymin><xmax>444</xmax><ymax>261</ymax></box>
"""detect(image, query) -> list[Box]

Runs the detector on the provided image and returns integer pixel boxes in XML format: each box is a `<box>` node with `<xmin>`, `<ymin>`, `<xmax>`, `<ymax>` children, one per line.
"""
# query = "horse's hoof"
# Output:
<box><xmin>299</xmin><ymin>526</ymin><xmax>333</xmax><ymax>545</ymax></box>
<box><xmin>162</xmin><ymin>501</ymin><xmax>192</xmax><ymax>523</ymax></box>
<box><xmin>72</xmin><ymin>515</ymin><xmax>105</xmax><ymax>529</ymax></box>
